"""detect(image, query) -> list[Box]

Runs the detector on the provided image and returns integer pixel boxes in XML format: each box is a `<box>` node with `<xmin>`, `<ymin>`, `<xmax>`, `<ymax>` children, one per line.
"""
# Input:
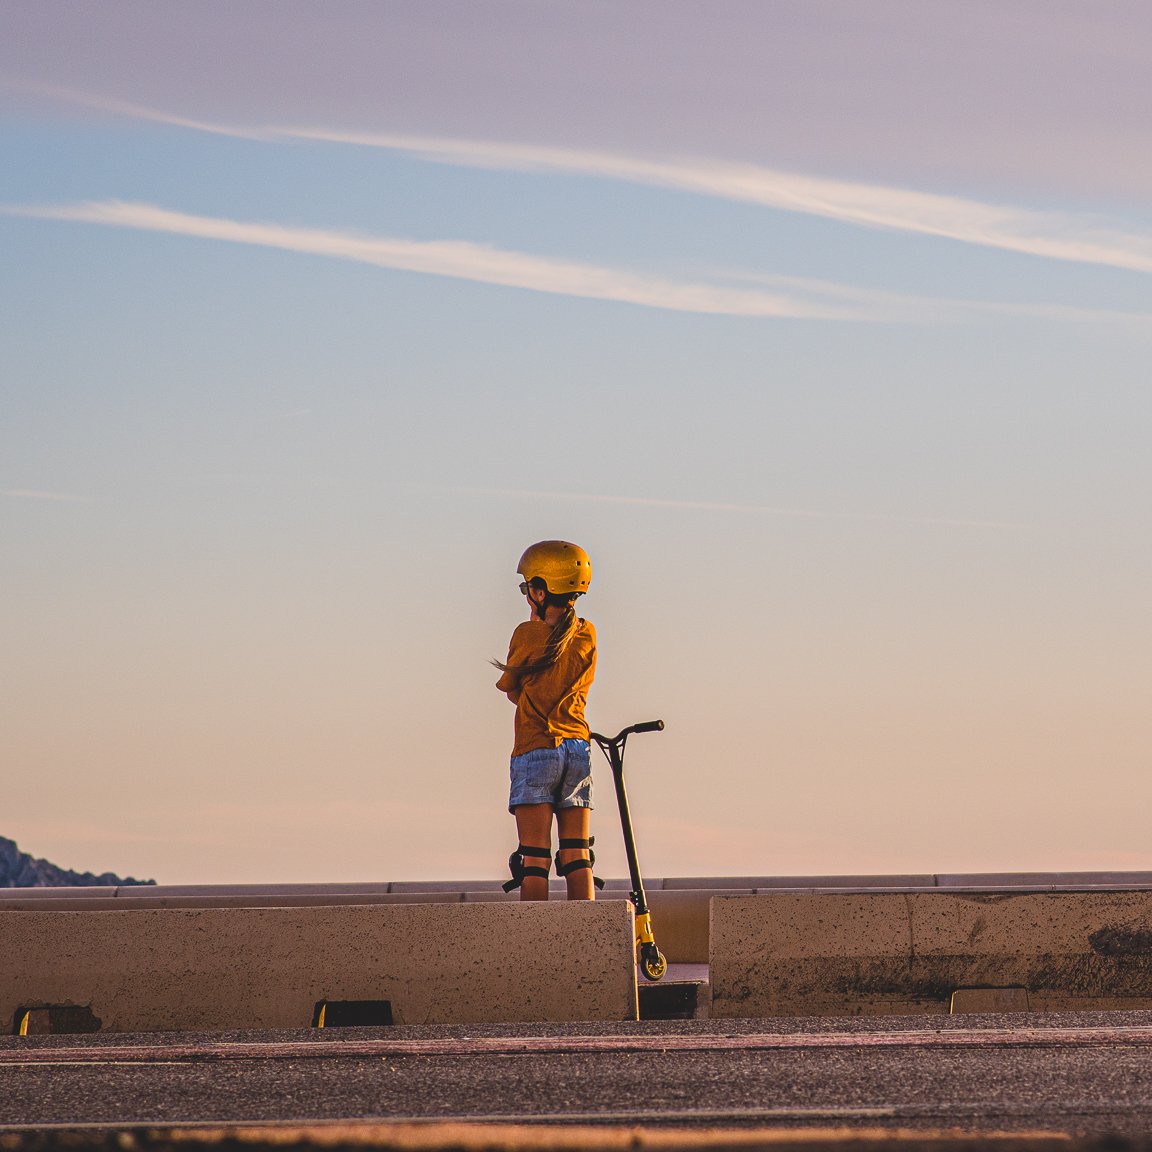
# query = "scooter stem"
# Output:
<box><xmin>608</xmin><ymin>741</ymin><xmax>650</xmax><ymax>917</ymax></box>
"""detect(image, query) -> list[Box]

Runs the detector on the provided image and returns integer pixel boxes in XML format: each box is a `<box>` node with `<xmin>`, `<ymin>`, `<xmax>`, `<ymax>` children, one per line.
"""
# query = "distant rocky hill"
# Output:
<box><xmin>0</xmin><ymin>836</ymin><xmax>155</xmax><ymax>888</ymax></box>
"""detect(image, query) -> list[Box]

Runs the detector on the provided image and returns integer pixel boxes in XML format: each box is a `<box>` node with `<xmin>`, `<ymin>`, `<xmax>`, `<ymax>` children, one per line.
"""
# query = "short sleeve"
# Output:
<box><xmin>495</xmin><ymin>623</ymin><xmax>531</xmax><ymax>692</ymax></box>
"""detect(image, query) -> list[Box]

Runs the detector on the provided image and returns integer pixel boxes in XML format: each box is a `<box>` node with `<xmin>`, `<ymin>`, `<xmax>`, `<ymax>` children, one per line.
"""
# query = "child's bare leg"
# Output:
<box><xmin>556</xmin><ymin>806</ymin><xmax>594</xmax><ymax>901</ymax></box>
<box><xmin>513</xmin><ymin>803</ymin><xmax>554</xmax><ymax>901</ymax></box>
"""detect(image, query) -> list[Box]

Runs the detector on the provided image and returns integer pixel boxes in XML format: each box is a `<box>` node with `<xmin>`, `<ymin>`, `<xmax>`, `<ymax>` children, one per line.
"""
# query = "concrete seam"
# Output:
<box><xmin>904</xmin><ymin>892</ymin><xmax>916</xmax><ymax>968</ymax></box>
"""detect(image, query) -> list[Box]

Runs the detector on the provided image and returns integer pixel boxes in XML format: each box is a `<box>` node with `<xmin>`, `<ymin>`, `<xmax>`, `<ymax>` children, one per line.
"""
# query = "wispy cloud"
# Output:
<box><xmin>283</xmin><ymin>129</ymin><xmax>1152</xmax><ymax>276</ymax></box>
<box><xmin>0</xmin><ymin>77</ymin><xmax>271</xmax><ymax>141</ymax></box>
<box><xmin>14</xmin><ymin>81</ymin><xmax>1152</xmax><ymax>276</ymax></box>
<box><xmin>424</xmin><ymin>483</ymin><xmax>1025</xmax><ymax>531</ymax></box>
<box><xmin>6</xmin><ymin>199</ymin><xmax>1146</xmax><ymax>326</ymax></box>
<box><xmin>0</xmin><ymin>199</ymin><xmax>936</xmax><ymax>321</ymax></box>
<box><xmin>1</xmin><ymin>487</ymin><xmax>91</xmax><ymax>503</ymax></box>
<box><xmin>15</xmin><ymin>80</ymin><xmax>1152</xmax><ymax>279</ymax></box>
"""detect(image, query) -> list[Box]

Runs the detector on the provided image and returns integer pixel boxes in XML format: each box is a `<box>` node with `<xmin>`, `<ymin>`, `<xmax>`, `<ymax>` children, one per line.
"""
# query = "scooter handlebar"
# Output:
<box><xmin>589</xmin><ymin>720</ymin><xmax>665</xmax><ymax>747</ymax></box>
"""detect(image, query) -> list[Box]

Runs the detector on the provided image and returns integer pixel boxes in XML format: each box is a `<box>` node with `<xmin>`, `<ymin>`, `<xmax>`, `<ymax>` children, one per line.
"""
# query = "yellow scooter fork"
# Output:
<box><xmin>635</xmin><ymin>910</ymin><xmax>657</xmax><ymax>949</ymax></box>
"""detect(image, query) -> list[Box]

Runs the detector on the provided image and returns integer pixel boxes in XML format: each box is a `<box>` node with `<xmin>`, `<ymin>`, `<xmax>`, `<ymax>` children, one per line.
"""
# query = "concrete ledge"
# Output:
<box><xmin>11</xmin><ymin>875</ymin><xmax>1152</xmax><ymax>976</ymax></box>
<box><xmin>710</xmin><ymin>891</ymin><xmax>1152</xmax><ymax>1017</ymax></box>
<box><xmin>0</xmin><ymin>889</ymin><xmax>720</xmax><ymax>965</ymax></box>
<box><xmin>0</xmin><ymin>892</ymin><xmax>472</xmax><ymax>912</ymax></box>
<box><xmin>664</xmin><ymin>875</ymin><xmax>939</xmax><ymax>890</ymax></box>
<box><xmin>8</xmin><ymin>871</ymin><xmax>1152</xmax><ymax>902</ymax></box>
<box><xmin>644</xmin><ymin>890</ymin><xmax>714</xmax><ymax>963</ymax></box>
<box><xmin>1</xmin><ymin>901</ymin><xmax>637</xmax><ymax>1032</ymax></box>
<box><xmin>937</xmin><ymin>872</ymin><xmax>1152</xmax><ymax>888</ymax></box>
<box><xmin>118</xmin><ymin>883</ymin><xmax>399</xmax><ymax>897</ymax></box>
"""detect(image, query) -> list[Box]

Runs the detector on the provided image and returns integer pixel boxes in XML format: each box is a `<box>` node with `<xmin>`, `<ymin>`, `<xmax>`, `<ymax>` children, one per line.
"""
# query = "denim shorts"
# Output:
<box><xmin>508</xmin><ymin>738</ymin><xmax>594</xmax><ymax>813</ymax></box>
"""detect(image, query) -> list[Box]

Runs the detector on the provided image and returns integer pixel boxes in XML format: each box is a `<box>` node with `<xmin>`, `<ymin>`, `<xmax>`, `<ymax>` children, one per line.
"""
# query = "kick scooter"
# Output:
<box><xmin>589</xmin><ymin>720</ymin><xmax>668</xmax><ymax>982</ymax></box>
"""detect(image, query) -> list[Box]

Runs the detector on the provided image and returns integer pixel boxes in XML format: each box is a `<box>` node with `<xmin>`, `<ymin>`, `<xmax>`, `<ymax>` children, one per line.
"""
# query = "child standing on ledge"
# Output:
<box><xmin>494</xmin><ymin>540</ymin><xmax>598</xmax><ymax>901</ymax></box>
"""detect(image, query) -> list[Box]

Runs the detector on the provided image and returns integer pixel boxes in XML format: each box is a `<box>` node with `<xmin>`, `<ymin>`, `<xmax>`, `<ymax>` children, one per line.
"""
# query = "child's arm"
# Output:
<box><xmin>495</xmin><ymin>623</ymin><xmax>528</xmax><ymax>703</ymax></box>
<box><xmin>496</xmin><ymin>667</ymin><xmax>521</xmax><ymax>704</ymax></box>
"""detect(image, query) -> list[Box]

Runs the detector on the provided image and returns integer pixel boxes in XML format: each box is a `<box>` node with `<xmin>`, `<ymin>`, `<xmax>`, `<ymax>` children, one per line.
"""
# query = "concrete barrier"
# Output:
<box><xmin>455</xmin><ymin>889</ymin><xmax>718</xmax><ymax>964</ymax></box>
<box><xmin>9</xmin><ymin>871</ymin><xmax>1152</xmax><ymax>900</ymax></box>
<box><xmin>0</xmin><ymin>887</ymin><xmax>719</xmax><ymax>965</ymax></box>
<box><xmin>710</xmin><ymin>890</ymin><xmax>1152</xmax><ymax>1017</ymax></box>
<box><xmin>1</xmin><ymin>900</ymin><xmax>636</xmax><ymax>1032</ymax></box>
<box><xmin>937</xmin><ymin>872</ymin><xmax>1152</xmax><ymax>889</ymax></box>
<box><xmin>9</xmin><ymin>873</ymin><xmax>1152</xmax><ymax>982</ymax></box>
<box><xmin>663</xmin><ymin>875</ymin><xmax>938</xmax><ymax>890</ymax></box>
<box><xmin>0</xmin><ymin>892</ymin><xmax>476</xmax><ymax>912</ymax></box>
<box><xmin>645</xmin><ymin>891</ymin><xmax>712</xmax><ymax>963</ymax></box>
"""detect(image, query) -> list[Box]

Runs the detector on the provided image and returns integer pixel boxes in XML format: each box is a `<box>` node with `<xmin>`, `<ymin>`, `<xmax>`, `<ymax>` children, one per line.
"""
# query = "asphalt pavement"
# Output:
<box><xmin>5</xmin><ymin>1012</ymin><xmax>1152</xmax><ymax>1141</ymax></box>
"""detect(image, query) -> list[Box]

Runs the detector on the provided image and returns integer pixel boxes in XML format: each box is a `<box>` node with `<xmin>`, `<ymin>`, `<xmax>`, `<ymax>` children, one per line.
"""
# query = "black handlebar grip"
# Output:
<box><xmin>632</xmin><ymin>720</ymin><xmax>664</xmax><ymax>733</ymax></box>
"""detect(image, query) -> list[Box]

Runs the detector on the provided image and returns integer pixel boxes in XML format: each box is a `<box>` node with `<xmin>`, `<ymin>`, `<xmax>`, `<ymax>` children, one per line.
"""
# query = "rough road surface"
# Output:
<box><xmin>5</xmin><ymin>1014</ymin><xmax>1152</xmax><ymax>1149</ymax></box>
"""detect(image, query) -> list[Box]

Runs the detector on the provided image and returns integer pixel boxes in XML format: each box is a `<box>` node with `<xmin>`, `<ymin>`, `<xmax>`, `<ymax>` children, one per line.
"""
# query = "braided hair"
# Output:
<box><xmin>492</xmin><ymin>578</ymin><xmax>583</xmax><ymax>679</ymax></box>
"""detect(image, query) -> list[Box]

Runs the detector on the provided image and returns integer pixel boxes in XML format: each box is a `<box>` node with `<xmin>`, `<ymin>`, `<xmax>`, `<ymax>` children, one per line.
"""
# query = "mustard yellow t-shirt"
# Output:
<box><xmin>495</xmin><ymin>617</ymin><xmax>597</xmax><ymax>757</ymax></box>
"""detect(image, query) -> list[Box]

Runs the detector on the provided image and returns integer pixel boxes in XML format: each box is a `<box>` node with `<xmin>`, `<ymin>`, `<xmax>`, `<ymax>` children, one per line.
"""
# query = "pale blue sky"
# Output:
<box><xmin>3</xmin><ymin>2</ymin><xmax>1152</xmax><ymax>883</ymax></box>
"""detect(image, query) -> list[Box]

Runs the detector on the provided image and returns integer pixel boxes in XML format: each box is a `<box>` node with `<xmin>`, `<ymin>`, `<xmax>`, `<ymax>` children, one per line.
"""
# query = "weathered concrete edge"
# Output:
<box><xmin>6</xmin><ymin>870</ymin><xmax>1152</xmax><ymax>899</ymax></box>
<box><xmin>708</xmin><ymin>890</ymin><xmax>1152</xmax><ymax>1018</ymax></box>
<box><xmin>0</xmin><ymin>891</ymin><xmax>714</xmax><ymax>964</ymax></box>
<box><xmin>1</xmin><ymin>902</ymin><xmax>637</xmax><ymax>1031</ymax></box>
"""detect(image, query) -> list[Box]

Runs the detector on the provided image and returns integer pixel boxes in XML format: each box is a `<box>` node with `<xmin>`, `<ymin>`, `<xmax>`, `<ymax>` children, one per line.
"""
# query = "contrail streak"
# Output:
<box><xmin>424</xmin><ymin>484</ymin><xmax>1025</xmax><ymax>530</ymax></box>
<box><xmin>1</xmin><ymin>488</ymin><xmax>91</xmax><ymax>503</ymax></box>
<box><xmin>12</xmin><ymin>81</ymin><xmax>1152</xmax><ymax>275</ymax></box>
<box><xmin>0</xmin><ymin>200</ymin><xmax>935</xmax><ymax>321</ymax></box>
<box><xmin>5</xmin><ymin>200</ymin><xmax>1144</xmax><ymax>325</ymax></box>
<box><xmin>277</xmin><ymin>129</ymin><xmax>1152</xmax><ymax>275</ymax></box>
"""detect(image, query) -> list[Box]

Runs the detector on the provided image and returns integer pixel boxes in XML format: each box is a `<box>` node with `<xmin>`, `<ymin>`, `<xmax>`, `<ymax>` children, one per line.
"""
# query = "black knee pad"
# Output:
<box><xmin>503</xmin><ymin>843</ymin><xmax>552</xmax><ymax>892</ymax></box>
<box><xmin>554</xmin><ymin>836</ymin><xmax>605</xmax><ymax>890</ymax></box>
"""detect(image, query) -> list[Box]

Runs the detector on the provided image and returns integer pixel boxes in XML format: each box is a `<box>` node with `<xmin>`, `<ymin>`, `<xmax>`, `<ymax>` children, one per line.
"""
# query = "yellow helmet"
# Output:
<box><xmin>517</xmin><ymin>540</ymin><xmax>592</xmax><ymax>595</ymax></box>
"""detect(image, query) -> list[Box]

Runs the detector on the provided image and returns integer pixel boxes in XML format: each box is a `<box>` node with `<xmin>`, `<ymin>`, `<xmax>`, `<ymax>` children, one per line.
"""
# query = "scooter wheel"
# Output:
<box><xmin>640</xmin><ymin>944</ymin><xmax>667</xmax><ymax>982</ymax></box>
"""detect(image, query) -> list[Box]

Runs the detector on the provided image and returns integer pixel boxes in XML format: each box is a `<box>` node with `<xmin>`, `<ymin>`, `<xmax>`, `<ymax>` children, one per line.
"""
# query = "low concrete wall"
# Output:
<box><xmin>456</xmin><ymin>890</ymin><xmax>716</xmax><ymax>964</ymax></box>
<box><xmin>663</xmin><ymin>875</ymin><xmax>938</xmax><ymax>890</ymax></box>
<box><xmin>710</xmin><ymin>890</ymin><xmax>1152</xmax><ymax>1017</ymax></box>
<box><xmin>1</xmin><ymin>901</ymin><xmax>636</xmax><ymax>1032</ymax></box>
<box><xmin>0</xmin><ymin>888</ymin><xmax>717</xmax><ymax>964</ymax></box>
<box><xmin>9</xmin><ymin>871</ymin><xmax>1152</xmax><ymax>901</ymax></box>
<box><xmin>9</xmin><ymin>874</ymin><xmax>1152</xmax><ymax>977</ymax></box>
